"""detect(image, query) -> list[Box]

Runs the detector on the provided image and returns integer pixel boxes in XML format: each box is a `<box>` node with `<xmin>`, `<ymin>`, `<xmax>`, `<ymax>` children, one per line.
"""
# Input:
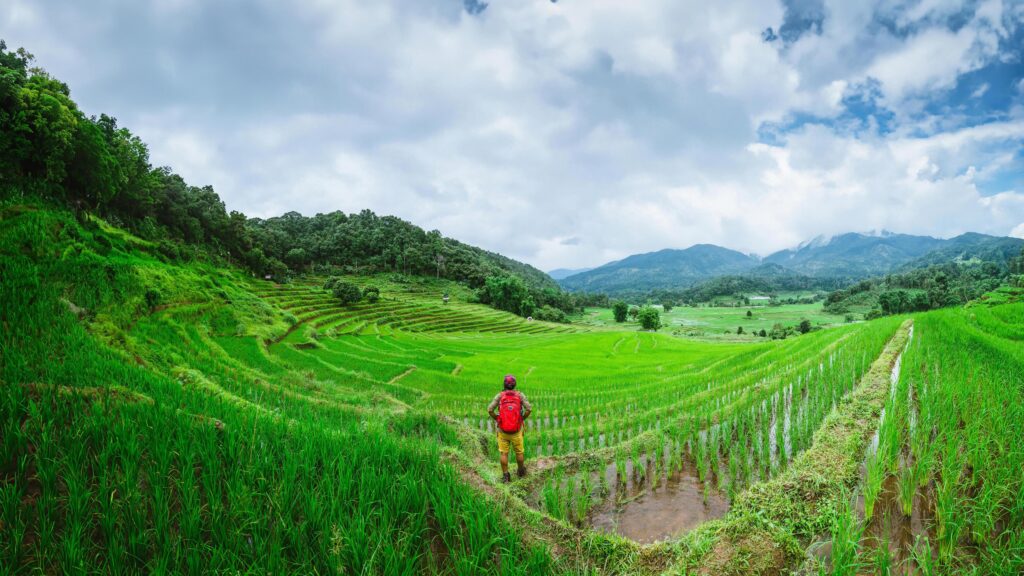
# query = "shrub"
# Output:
<box><xmin>770</xmin><ymin>322</ymin><xmax>787</xmax><ymax>340</ymax></box>
<box><xmin>798</xmin><ymin>319</ymin><xmax>812</xmax><ymax>334</ymax></box>
<box><xmin>144</xmin><ymin>289</ymin><xmax>162</xmax><ymax>311</ymax></box>
<box><xmin>94</xmin><ymin>234</ymin><xmax>113</xmax><ymax>255</ymax></box>
<box><xmin>637</xmin><ymin>305</ymin><xmax>660</xmax><ymax>330</ymax></box>
<box><xmin>363</xmin><ymin>286</ymin><xmax>380</xmax><ymax>303</ymax></box>
<box><xmin>332</xmin><ymin>281</ymin><xmax>363</xmax><ymax>305</ymax></box>
<box><xmin>157</xmin><ymin>239</ymin><xmax>180</xmax><ymax>262</ymax></box>
<box><xmin>534</xmin><ymin>305</ymin><xmax>567</xmax><ymax>323</ymax></box>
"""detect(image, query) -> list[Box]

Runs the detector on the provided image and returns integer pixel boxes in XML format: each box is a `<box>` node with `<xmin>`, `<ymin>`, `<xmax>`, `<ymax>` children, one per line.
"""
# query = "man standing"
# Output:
<box><xmin>488</xmin><ymin>374</ymin><xmax>532</xmax><ymax>483</ymax></box>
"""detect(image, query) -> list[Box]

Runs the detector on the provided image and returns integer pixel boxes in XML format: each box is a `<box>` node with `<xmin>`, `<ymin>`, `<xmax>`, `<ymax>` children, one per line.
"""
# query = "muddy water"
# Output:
<box><xmin>856</xmin><ymin>473</ymin><xmax>935</xmax><ymax>572</ymax></box>
<box><xmin>589</xmin><ymin>458</ymin><xmax>729</xmax><ymax>544</ymax></box>
<box><xmin>845</xmin><ymin>325</ymin><xmax>934</xmax><ymax>572</ymax></box>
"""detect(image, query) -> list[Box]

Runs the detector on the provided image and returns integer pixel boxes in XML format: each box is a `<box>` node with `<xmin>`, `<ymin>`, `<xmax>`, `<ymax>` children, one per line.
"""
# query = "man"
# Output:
<box><xmin>487</xmin><ymin>374</ymin><xmax>532</xmax><ymax>483</ymax></box>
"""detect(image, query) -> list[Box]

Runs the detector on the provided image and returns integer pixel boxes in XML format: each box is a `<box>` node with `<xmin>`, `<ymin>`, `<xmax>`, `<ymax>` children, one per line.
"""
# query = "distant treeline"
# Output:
<box><xmin>824</xmin><ymin>257</ymin><xmax>1024</xmax><ymax>317</ymax></box>
<box><xmin>645</xmin><ymin>272</ymin><xmax>846</xmax><ymax>306</ymax></box>
<box><xmin>0</xmin><ymin>41</ymin><xmax>582</xmax><ymax>316</ymax></box>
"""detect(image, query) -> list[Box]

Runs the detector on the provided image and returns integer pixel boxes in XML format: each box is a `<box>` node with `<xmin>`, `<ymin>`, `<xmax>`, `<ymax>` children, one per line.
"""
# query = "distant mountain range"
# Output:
<box><xmin>547</xmin><ymin>267</ymin><xmax>594</xmax><ymax>280</ymax></box>
<box><xmin>558</xmin><ymin>244</ymin><xmax>757</xmax><ymax>294</ymax></box>
<box><xmin>557</xmin><ymin>231</ymin><xmax>1024</xmax><ymax>296</ymax></box>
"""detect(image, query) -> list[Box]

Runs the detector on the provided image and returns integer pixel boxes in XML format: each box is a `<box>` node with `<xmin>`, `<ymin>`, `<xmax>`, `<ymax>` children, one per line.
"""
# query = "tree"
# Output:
<box><xmin>662</xmin><ymin>301</ymin><xmax>673</xmax><ymax>313</ymax></box>
<box><xmin>612</xmin><ymin>301</ymin><xmax>628</xmax><ymax>322</ymax></box>
<box><xmin>737</xmin><ymin>326</ymin><xmax>744</xmax><ymax>335</ymax></box>
<box><xmin>332</xmin><ymin>281</ymin><xmax>362</xmax><ymax>305</ymax></box>
<box><xmin>797</xmin><ymin>319</ymin><xmax>812</xmax><ymax>334</ymax></box>
<box><xmin>363</xmin><ymin>286</ymin><xmax>380</xmax><ymax>303</ymax></box>
<box><xmin>770</xmin><ymin>322</ymin><xmax>787</xmax><ymax>340</ymax></box>
<box><xmin>534</xmin><ymin>305</ymin><xmax>568</xmax><ymax>323</ymax></box>
<box><xmin>284</xmin><ymin>247</ymin><xmax>307</xmax><ymax>270</ymax></box>
<box><xmin>879</xmin><ymin>290</ymin><xmax>911</xmax><ymax>315</ymax></box>
<box><xmin>746</xmin><ymin>310</ymin><xmax>752</xmax><ymax>318</ymax></box>
<box><xmin>520</xmin><ymin>296</ymin><xmax>535</xmax><ymax>318</ymax></box>
<box><xmin>637</xmin><ymin>305</ymin><xmax>660</xmax><ymax>330</ymax></box>
<box><xmin>628</xmin><ymin>306</ymin><xmax>640</xmax><ymax>321</ymax></box>
<box><xmin>910</xmin><ymin>291</ymin><xmax>930</xmax><ymax>312</ymax></box>
<box><xmin>1010</xmin><ymin>247</ymin><xmax>1024</xmax><ymax>275</ymax></box>
<box><xmin>478</xmin><ymin>275</ymin><xmax>529</xmax><ymax>316</ymax></box>
<box><xmin>759</xmin><ymin>329</ymin><xmax>767</xmax><ymax>337</ymax></box>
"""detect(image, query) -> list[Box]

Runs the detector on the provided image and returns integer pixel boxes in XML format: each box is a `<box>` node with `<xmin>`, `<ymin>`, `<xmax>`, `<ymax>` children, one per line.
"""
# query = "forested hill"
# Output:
<box><xmin>246</xmin><ymin>210</ymin><xmax>558</xmax><ymax>291</ymax></box>
<box><xmin>0</xmin><ymin>41</ymin><xmax>559</xmax><ymax>301</ymax></box>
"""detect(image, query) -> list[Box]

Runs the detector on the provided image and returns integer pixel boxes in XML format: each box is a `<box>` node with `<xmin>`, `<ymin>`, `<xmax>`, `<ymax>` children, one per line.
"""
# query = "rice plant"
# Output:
<box><xmin>830</xmin><ymin>490</ymin><xmax>863</xmax><ymax>576</ymax></box>
<box><xmin>897</xmin><ymin>464</ymin><xmax>916</xmax><ymax>518</ymax></box>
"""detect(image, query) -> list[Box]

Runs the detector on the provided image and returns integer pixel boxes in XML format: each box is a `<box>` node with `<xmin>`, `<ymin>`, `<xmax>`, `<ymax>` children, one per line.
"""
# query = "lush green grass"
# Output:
<box><xmin>578</xmin><ymin>303</ymin><xmax>849</xmax><ymax>341</ymax></box>
<box><xmin>3</xmin><ymin>203</ymin><xmax>1022</xmax><ymax>575</ymax></box>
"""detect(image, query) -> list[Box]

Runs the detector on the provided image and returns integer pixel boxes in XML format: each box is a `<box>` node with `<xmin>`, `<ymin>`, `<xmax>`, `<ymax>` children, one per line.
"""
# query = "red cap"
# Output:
<box><xmin>503</xmin><ymin>374</ymin><xmax>517</xmax><ymax>389</ymax></box>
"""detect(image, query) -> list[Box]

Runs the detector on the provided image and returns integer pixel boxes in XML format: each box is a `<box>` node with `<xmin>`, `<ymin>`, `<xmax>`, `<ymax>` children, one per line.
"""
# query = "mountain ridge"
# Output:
<box><xmin>558</xmin><ymin>231</ymin><xmax>1024</xmax><ymax>296</ymax></box>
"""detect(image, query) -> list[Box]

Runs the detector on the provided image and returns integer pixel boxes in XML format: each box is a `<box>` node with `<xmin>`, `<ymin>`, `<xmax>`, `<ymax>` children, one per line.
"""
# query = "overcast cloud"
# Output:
<box><xmin>3</xmin><ymin>0</ymin><xmax>1023</xmax><ymax>269</ymax></box>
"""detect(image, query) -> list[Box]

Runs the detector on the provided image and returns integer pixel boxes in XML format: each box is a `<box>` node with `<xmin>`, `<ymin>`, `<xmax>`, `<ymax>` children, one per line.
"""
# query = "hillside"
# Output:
<box><xmin>558</xmin><ymin>244</ymin><xmax>757</xmax><ymax>295</ymax></box>
<box><xmin>647</xmin><ymin>263</ymin><xmax>841</xmax><ymax>304</ymax></box>
<box><xmin>824</xmin><ymin>250</ymin><xmax>1024</xmax><ymax>318</ymax></box>
<box><xmin>0</xmin><ymin>43</ymin><xmax>565</xmax><ymax>317</ymax></box>
<box><xmin>898</xmin><ymin>232</ymin><xmax>1024</xmax><ymax>269</ymax></box>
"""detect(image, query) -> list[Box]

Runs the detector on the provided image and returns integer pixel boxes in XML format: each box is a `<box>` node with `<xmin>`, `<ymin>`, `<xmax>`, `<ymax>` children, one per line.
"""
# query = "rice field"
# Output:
<box><xmin>824</xmin><ymin>302</ymin><xmax>1024</xmax><ymax>575</ymax></box>
<box><xmin>2</xmin><ymin>206</ymin><xmax>1022</xmax><ymax>574</ymax></box>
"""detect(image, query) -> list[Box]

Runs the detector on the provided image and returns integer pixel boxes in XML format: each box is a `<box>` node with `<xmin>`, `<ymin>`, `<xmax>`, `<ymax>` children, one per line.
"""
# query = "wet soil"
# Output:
<box><xmin>529</xmin><ymin>452</ymin><xmax>731</xmax><ymax>545</ymax></box>
<box><xmin>858</xmin><ymin>474</ymin><xmax>935</xmax><ymax>572</ymax></box>
<box><xmin>590</xmin><ymin>458</ymin><xmax>730</xmax><ymax>544</ymax></box>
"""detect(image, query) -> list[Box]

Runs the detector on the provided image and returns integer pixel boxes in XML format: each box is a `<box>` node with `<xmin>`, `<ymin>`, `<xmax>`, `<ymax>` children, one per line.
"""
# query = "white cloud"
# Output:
<box><xmin>1</xmin><ymin>0</ymin><xmax>1022</xmax><ymax>270</ymax></box>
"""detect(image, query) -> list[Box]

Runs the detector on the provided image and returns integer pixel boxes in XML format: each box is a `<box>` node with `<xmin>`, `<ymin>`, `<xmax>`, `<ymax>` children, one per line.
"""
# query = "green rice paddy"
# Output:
<box><xmin>2</xmin><ymin>205</ymin><xmax>1022</xmax><ymax>574</ymax></box>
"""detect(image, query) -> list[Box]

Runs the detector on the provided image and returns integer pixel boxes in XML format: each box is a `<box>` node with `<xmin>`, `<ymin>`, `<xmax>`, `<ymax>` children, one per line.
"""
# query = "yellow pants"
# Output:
<box><xmin>496</xmin><ymin>428</ymin><xmax>524</xmax><ymax>457</ymax></box>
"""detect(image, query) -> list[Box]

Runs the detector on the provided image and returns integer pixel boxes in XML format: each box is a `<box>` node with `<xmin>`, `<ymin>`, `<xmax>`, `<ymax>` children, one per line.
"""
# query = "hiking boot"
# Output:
<box><xmin>517</xmin><ymin>465</ymin><xmax>527</xmax><ymax>478</ymax></box>
<box><xmin>502</xmin><ymin>472</ymin><xmax>512</xmax><ymax>483</ymax></box>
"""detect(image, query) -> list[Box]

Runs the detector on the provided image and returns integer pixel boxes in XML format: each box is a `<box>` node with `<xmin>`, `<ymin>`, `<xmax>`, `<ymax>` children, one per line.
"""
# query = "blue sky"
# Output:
<box><xmin>3</xmin><ymin>0</ymin><xmax>1023</xmax><ymax>269</ymax></box>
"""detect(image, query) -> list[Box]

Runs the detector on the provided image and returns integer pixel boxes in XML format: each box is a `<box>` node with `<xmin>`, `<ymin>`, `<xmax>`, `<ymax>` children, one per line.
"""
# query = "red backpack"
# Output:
<box><xmin>497</xmin><ymin>391</ymin><xmax>523</xmax><ymax>433</ymax></box>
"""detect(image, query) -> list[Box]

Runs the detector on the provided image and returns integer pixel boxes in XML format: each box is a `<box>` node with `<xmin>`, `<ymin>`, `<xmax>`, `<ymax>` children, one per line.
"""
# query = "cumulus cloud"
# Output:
<box><xmin>1</xmin><ymin>0</ymin><xmax>1022</xmax><ymax>270</ymax></box>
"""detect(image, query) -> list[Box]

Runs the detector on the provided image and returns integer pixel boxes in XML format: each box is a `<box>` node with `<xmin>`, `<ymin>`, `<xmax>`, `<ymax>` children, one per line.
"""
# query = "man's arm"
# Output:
<box><xmin>519</xmin><ymin>391</ymin><xmax>532</xmax><ymax>418</ymax></box>
<box><xmin>487</xmin><ymin>393</ymin><xmax>500</xmax><ymax>420</ymax></box>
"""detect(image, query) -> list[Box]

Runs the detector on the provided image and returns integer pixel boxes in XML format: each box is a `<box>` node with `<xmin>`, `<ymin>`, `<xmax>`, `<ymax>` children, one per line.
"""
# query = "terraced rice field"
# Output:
<box><xmin>4</xmin><ymin>206</ymin><xmax>1023</xmax><ymax>574</ymax></box>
